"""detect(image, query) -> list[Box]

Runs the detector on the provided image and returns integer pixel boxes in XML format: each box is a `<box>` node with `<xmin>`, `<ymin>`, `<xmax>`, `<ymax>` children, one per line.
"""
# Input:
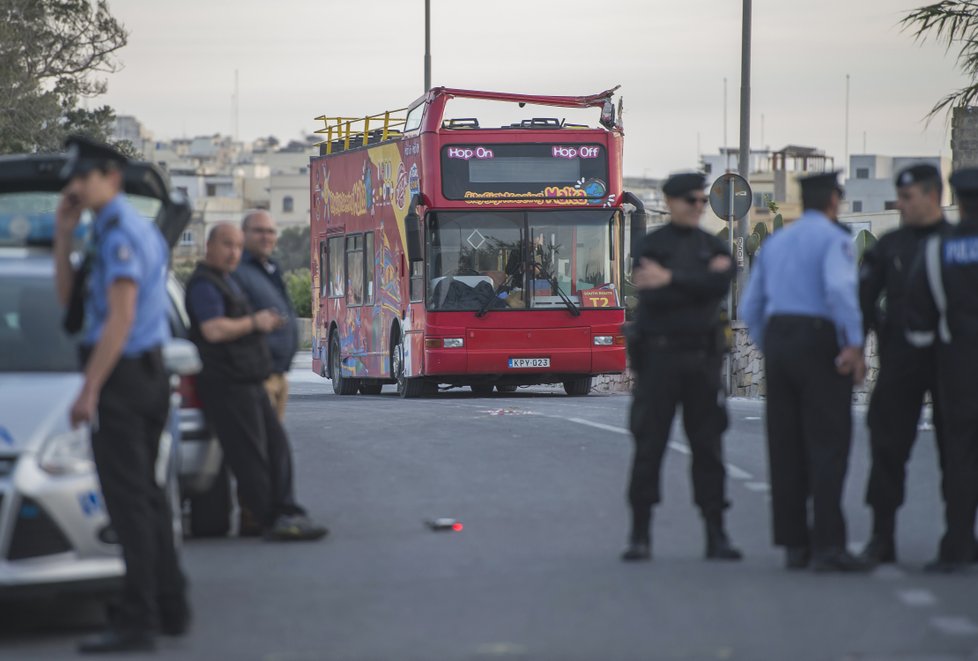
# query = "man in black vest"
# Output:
<box><xmin>185</xmin><ymin>223</ymin><xmax>327</xmax><ymax>541</ymax></box>
<box><xmin>233</xmin><ymin>210</ymin><xmax>299</xmax><ymax>421</ymax></box>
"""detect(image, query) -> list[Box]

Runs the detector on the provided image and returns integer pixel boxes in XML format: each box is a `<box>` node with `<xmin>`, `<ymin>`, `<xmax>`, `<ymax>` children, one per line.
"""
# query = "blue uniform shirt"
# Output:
<box><xmin>83</xmin><ymin>193</ymin><xmax>170</xmax><ymax>355</ymax></box>
<box><xmin>740</xmin><ymin>209</ymin><xmax>863</xmax><ymax>352</ymax></box>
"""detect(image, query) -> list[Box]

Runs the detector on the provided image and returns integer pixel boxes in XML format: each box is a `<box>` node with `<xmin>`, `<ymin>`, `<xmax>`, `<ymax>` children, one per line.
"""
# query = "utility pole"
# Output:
<box><xmin>735</xmin><ymin>0</ymin><xmax>752</xmax><ymax>308</ymax></box>
<box><xmin>424</xmin><ymin>0</ymin><xmax>432</xmax><ymax>92</ymax></box>
<box><xmin>723</xmin><ymin>77</ymin><xmax>728</xmax><ymax>171</ymax></box>
<box><xmin>844</xmin><ymin>74</ymin><xmax>850</xmax><ymax>176</ymax></box>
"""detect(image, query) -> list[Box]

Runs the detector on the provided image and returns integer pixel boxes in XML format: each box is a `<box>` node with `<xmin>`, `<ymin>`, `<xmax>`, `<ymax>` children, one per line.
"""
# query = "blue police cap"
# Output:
<box><xmin>60</xmin><ymin>134</ymin><xmax>128</xmax><ymax>181</ymax></box>
<box><xmin>895</xmin><ymin>163</ymin><xmax>940</xmax><ymax>188</ymax></box>
<box><xmin>662</xmin><ymin>172</ymin><xmax>707</xmax><ymax>198</ymax></box>
<box><xmin>949</xmin><ymin>168</ymin><xmax>978</xmax><ymax>199</ymax></box>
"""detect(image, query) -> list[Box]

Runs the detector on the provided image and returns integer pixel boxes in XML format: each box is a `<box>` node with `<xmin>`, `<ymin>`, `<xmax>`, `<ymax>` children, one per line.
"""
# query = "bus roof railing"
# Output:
<box><xmin>313</xmin><ymin>108</ymin><xmax>409</xmax><ymax>154</ymax></box>
<box><xmin>313</xmin><ymin>86</ymin><xmax>622</xmax><ymax>155</ymax></box>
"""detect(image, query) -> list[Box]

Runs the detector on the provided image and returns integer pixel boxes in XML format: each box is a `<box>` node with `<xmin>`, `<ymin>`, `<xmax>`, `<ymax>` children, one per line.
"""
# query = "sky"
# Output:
<box><xmin>98</xmin><ymin>0</ymin><xmax>970</xmax><ymax>177</ymax></box>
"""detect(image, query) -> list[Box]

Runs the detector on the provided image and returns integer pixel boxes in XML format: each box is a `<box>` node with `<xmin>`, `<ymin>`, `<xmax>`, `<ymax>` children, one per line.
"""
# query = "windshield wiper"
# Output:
<box><xmin>475</xmin><ymin>275</ymin><xmax>512</xmax><ymax>318</ymax></box>
<box><xmin>533</xmin><ymin>263</ymin><xmax>580</xmax><ymax>316</ymax></box>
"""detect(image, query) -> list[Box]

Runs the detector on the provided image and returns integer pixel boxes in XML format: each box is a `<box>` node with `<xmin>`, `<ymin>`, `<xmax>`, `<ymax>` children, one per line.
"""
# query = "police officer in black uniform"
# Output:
<box><xmin>906</xmin><ymin>167</ymin><xmax>978</xmax><ymax>573</ymax></box>
<box><xmin>622</xmin><ymin>172</ymin><xmax>742</xmax><ymax>562</ymax></box>
<box><xmin>53</xmin><ymin>136</ymin><xmax>188</xmax><ymax>653</ymax></box>
<box><xmin>858</xmin><ymin>164</ymin><xmax>950</xmax><ymax>564</ymax></box>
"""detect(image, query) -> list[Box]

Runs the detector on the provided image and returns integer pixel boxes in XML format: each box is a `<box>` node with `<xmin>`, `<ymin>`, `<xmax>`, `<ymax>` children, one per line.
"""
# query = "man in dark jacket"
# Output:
<box><xmin>622</xmin><ymin>171</ymin><xmax>741</xmax><ymax>563</ymax></box>
<box><xmin>234</xmin><ymin>210</ymin><xmax>299</xmax><ymax>421</ymax></box>
<box><xmin>186</xmin><ymin>223</ymin><xmax>327</xmax><ymax>542</ymax></box>
<box><xmin>857</xmin><ymin>164</ymin><xmax>950</xmax><ymax>564</ymax></box>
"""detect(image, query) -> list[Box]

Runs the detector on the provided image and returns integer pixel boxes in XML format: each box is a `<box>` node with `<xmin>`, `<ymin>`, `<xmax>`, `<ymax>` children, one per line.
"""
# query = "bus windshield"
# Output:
<box><xmin>426</xmin><ymin>210</ymin><xmax>619</xmax><ymax>312</ymax></box>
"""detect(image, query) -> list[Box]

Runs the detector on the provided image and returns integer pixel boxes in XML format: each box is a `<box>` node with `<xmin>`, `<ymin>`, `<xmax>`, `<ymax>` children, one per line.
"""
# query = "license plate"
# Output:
<box><xmin>508</xmin><ymin>358</ymin><xmax>550</xmax><ymax>369</ymax></box>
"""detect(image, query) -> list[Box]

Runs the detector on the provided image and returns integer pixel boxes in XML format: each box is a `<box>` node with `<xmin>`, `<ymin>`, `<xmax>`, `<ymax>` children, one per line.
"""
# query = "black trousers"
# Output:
<box><xmin>90</xmin><ymin>350</ymin><xmax>186</xmax><ymax>632</ymax></box>
<box><xmin>627</xmin><ymin>345</ymin><xmax>730</xmax><ymax>516</ymax></box>
<box><xmin>196</xmin><ymin>374</ymin><xmax>302</xmax><ymax>527</ymax></box>
<box><xmin>936</xmin><ymin>350</ymin><xmax>978</xmax><ymax>563</ymax></box>
<box><xmin>764</xmin><ymin>316</ymin><xmax>853</xmax><ymax>552</ymax></box>
<box><xmin>865</xmin><ymin>338</ymin><xmax>944</xmax><ymax>516</ymax></box>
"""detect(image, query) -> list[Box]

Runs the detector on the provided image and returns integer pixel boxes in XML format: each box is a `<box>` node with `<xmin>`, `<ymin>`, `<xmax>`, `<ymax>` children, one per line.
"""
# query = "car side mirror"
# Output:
<box><xmin>163</xmin><ymin>337</ymin><xmax>202</xmax><ymax>376</ymax></box>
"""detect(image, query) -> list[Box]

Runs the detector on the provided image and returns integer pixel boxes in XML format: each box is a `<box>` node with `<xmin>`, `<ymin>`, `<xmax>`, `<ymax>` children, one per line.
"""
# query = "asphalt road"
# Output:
<box><xmin>3</xmin><ymin>354</ymin><xmax>976</xmax><ymax>661</ymax></box>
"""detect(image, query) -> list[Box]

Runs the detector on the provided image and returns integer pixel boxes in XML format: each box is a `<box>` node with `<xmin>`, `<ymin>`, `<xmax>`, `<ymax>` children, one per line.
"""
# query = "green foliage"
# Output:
<box><xmin>272</xmin><ymin>226</ymin><xmax>310</xmax><ymax>273</ymax></box>
<box><xmin>285</xmin><ymin>268</ymin><xmax>312</xmax><ymax>318</ymax></box>
<box><xmin>901</xmin><ymin>1</ymin><xmax>978</xmax><ymax>120</ymax></box>
<box><xmin>854</xmin><ymin>229</ymin><xmax>878</xmax><ymax>265</ymax></box>
<box><xmin>0</xmin><ymin>0</ymin><xmax>128</xmax><ymax>154</ymax></box>
<box><xmin>170</xmin><ymin>261</ymin><xmax>196</xmax><ymax>286</ymax></box>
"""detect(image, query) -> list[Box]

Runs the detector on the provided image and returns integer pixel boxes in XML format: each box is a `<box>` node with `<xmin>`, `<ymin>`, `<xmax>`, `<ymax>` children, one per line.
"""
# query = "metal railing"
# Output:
<box><xmin>313</xmin><ymin>108</ymin><xmax>409</xmax><ymax>154</ymax></box>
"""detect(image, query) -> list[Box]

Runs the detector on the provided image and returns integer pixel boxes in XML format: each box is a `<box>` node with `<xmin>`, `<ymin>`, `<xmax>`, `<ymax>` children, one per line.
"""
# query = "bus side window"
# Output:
<box><xmin>328</xmin><ymin>236</ymin><xmax>345</xmax><ymax>298</ymax></box>
<box><xmin>346</xmin><ymin>235</ymin><xmax>364</xmax><ymax>307</ymax></box>
<box><xmin>319</xmin><ymin>241</ymin><xmax>328</xmax><ymax>299</ymax></box>
<box><xmin>364</xmin><ymin>232</ymin><xmax>375</xmax><ymax>305</ymax></box>
<box><xmin>410</xmin><ymin>261</ymin><xmax>424</xmax><ymax>303</ymax></box>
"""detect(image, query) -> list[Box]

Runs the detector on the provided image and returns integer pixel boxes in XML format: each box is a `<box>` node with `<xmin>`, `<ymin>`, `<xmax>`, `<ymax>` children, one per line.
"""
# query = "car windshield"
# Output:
<box><xmin>426</xmin><ymin>210</ymin><xmax>620</xmax><ymax>312</ymax></box>
<box><xmin>0</xmin><ymin>192</ymin><xmax>163</xmax><ymax>248</ymax></box>
<box><xmin>0</xmin><ymin>275</ymin><xmax>79</xmax><ymax>373</ymax></box>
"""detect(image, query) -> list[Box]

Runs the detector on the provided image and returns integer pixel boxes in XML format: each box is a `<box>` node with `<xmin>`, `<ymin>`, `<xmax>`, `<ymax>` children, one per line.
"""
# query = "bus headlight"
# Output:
<box><xmin>443</xmin><ymin>338</ymin><xmax>464</xmax><ymax>349</ymax></box>
<box><xmin>38</xmin><ymin>427</ymin><xmax>94</xmax><ymax>476</ymax></box>
<box><xmin>593</xmin><ymin>336</ymin><xmax>614</xmax><ymax>346</ymax></box>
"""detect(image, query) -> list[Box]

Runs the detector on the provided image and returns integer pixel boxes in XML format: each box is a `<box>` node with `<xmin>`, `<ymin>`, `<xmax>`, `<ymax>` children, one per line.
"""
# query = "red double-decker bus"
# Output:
<box><xmin>309</xmin><ymin>87</ymin><xmax>646</xmax><ymax>397</ymax></box>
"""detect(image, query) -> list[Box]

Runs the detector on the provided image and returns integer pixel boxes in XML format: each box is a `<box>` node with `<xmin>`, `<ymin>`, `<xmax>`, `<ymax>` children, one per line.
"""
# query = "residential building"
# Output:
<box><xmin>844</xmin><ymin>154</ymin><xmax>951</xmax><ymax>214</ymax></box>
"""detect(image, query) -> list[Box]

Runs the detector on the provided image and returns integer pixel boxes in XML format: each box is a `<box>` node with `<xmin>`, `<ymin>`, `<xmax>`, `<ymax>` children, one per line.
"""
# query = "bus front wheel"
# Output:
<box><xmin>331</xmin><ymin>334</ymin><xmax>359</xmax><ymax>396</ymax></box>
<box><xmin>394</xmin><ymin>336</ymin><xmax>428</xmax><ymax>399</ymax></box>
<box><xmin>563</xmin><ymin>377</ymin><xmax>592</xmax><ymax>397</ymax></box>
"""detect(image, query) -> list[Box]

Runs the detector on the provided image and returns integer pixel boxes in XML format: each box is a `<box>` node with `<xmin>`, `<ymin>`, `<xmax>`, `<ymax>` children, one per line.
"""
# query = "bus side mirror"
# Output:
<box><xmin>405</xmin><ymin>194</ymin><xmax>423</xmax><ymax>262</ymax></box>
<box><xmin>621</xmin><ymin>191</ymin><xmax>647</xmax><ymax>260</ymax></box>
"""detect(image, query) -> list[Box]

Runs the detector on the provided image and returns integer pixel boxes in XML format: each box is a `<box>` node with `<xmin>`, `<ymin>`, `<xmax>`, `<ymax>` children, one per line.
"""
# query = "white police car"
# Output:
<box><xmin>0</xmin><ymin>154</ymin><xmax>221</xmax><ymax>597</ymax></box>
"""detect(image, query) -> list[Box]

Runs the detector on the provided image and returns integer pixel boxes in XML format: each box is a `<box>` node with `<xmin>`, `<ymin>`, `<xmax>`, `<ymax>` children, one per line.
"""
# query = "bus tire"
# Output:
<box><xmin>563</xmin><ymin>377</ymin><xmax>592</xmax><ymax>397</ymax></box>
<box><xmin>470</xmin><ymin>384</ymin><xmax>493</xmax><ymax>396</ymax></box>
<box><xmin>496</xmin><ymin>384</ymin><xmax>518</xmax><ymax>393</ymax></box>
<box><xmin>393</xmin><ymin>334</ymin><xmax>427</xmax><ymax>398</ymax></box>
<box><xmin>331</xmin><ymin>334</ymin><xmax>359</xmax><ymax>395</ymax></box>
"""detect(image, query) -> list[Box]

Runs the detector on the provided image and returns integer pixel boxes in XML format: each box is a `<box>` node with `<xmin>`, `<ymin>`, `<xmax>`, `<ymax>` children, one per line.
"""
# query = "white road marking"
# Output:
<box><xmin>668</xmin><ymin>441</ymin><xmax>691</xmax><ymax>455</ymax></box>
<box><xmin>896</xmin><ymin>589</ymin><xmax>937</xmax><ymax>607</ymax></box>
<box><xmin>567</xmin><ymin>418</ymin><xmax>629</xmax><ymax>435</ymax></box>
<box><xmin>745</xmin><ymin>416</ymin><xmax>761</xmax><ymax>421</ymax></box>
<box><xmin>744</xmin><ymin>482</ymin><xmax>770</xmax><ymax>492</ymax></box>
<box><xmin>726</xmin><ymin>464</ymin><xmax>752</xmax><ymax>480</ymax></box>
<box><xmin>930</xmin><ymin>616</ymin><xmax>978</xmax><ymax>636</ymax></box>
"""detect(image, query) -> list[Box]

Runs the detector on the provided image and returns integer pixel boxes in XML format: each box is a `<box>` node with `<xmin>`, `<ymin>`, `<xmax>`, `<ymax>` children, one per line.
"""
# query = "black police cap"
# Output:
<box><xmin>949</xmin><ymin>168</ymin><xmax>978</xmax><ymax>199</ymax></box>
<box><xmin>60</xmin><ymin>134</ymin><xmax>128</xmax><ymax>180</ymax></box>
<box><xmin>798</xmin><ymin>171</ymin><xmax>843</xmax><ymax>196</ymax></box>
<box><xmin>895</xmin><ymin>163</ymin><xmax>940</xmax><ymax>188</ymax></box>
<box><xmin>662</xmin><ymin>172</ymin><xmax>707</xmax><ymax>198</ymax></box>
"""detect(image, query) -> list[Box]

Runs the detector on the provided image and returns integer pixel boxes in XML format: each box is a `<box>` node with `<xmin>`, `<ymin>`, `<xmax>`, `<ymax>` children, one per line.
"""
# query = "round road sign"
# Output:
<box><xmin>709</xmin><ymin>173</ymin><xmax>753</xmax><ymax>221</ymax></box>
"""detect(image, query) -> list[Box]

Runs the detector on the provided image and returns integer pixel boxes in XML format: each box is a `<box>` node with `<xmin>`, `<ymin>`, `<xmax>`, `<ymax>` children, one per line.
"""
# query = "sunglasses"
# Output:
<box><xmin>684</xmin><ymin>195</ymin><xmax>710</xmax><ymax>206</ymax></box>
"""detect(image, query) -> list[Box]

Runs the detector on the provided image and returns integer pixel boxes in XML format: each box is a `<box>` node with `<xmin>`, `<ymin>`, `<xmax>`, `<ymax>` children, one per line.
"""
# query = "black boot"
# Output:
<box><xmin>703</xmin><ymin>512</ymin><xmax>742</xmax><ymax>561</ymax></box>
<box><xmin>858</xmin><ymin>510</ymin><xmax>896</xmax><ymax>564</ymax></box>
<box><xmin>621</xmin><ymin>507</ymin><xmax>652</xmax><ymax>562</ymax></box>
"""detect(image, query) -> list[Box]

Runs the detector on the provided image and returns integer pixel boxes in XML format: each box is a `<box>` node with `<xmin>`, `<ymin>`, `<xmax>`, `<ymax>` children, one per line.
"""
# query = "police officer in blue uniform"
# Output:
<box><xmin>53</xmin><ymin>136</ymin><xmax>188</xmax><ymax>653</ymax></box>
<box><xmin>740</xmin><ymin>171</ymin><xmax>870</xmax><ymax>572</ymax></box>
<box><xmin>622</xmin><ymin>172</ymin><xmax>742</xmax><ymax>563</ymax></box>
<box><xmin>906</xmin><ymin>168</ymin><xmax>978</xmax><ymax>573</ymax></box>
<box><xmin>857</xmin><ymin>164</ymin><xmax>951</xmax><ymax>564</ymax></box>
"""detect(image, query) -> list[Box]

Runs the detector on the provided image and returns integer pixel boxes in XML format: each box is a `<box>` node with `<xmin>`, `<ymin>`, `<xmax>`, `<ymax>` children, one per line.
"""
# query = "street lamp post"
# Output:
<box><xmin>735</xmin><ymin>0</ymin><xmax>752</xmax><ymax>311</ymax></box>
<box><xmin>424</xmin><ymin>0</ymin><xmax>431</xmax><ymax>92</ymax></box>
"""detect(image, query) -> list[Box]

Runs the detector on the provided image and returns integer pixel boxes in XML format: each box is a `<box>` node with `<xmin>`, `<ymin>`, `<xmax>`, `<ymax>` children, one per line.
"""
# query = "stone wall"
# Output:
<box><xmin>727</xmin><ymin>322</ymin><xmax>881</xmax><ymax>403</ymax></box>
<box><xmin>952</xmin><ymin>107</ymin><xmax>978</xmax><ymax>173</ymax></box>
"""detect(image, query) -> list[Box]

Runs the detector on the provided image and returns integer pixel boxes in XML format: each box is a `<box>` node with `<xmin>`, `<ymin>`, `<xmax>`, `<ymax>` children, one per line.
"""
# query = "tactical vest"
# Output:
<box><xmin>187</xmin><ymin>263</ymin><xmax>272</xmax><ymax>383</ymax></box>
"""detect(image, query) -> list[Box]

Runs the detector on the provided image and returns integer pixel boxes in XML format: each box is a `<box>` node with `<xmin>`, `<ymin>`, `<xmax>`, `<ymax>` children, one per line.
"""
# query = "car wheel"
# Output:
<box><xmin>188</xmin><ymin>465</ymin><xmax>231</xmax><ymax>538</ymax></box>
<box><xmin>331</xmin><ymin>333</ymin><xmax>359</xmax><ymax>395</ymax></box>
<box><xmin>563</xmin><ymin>377</ymin><xmax>593</xmax><ymax>397</ymax></box>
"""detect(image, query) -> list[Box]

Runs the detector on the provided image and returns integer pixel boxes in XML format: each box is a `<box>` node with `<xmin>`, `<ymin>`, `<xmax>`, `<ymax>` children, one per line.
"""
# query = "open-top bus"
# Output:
<box><xmin>309</xmin><ymin>86</ymin><xmax>647</xmax><ymax>397</ymax></box>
